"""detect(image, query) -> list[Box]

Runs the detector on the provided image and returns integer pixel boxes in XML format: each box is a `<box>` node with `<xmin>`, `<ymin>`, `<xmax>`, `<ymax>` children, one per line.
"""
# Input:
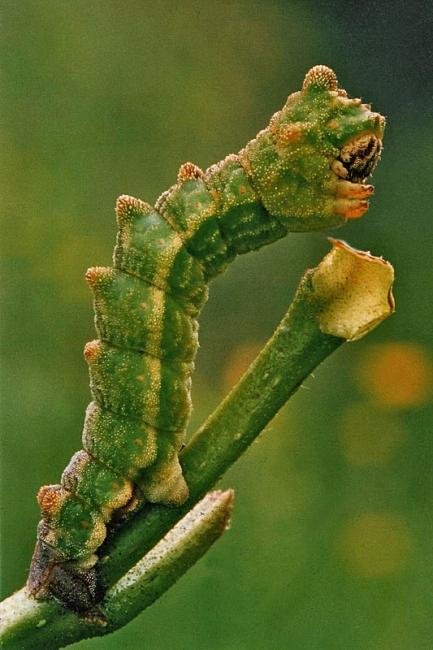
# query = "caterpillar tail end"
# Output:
<box><xmin>28</xmin><ymin>527</ymin><xmax>103</xmax><ymax>618</ymax></box>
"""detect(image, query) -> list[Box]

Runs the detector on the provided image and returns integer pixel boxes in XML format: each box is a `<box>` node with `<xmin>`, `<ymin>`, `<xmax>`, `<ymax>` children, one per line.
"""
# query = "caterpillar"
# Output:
<box><xmin>27</xmin><ymin>65</ymin><xmax>385</xmax><ymax>614</ymax></box>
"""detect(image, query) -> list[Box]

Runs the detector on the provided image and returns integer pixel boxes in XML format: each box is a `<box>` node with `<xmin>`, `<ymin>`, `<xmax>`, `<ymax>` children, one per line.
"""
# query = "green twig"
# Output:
<box><xmin>0</xmin><ymin>240</ymin><xmax>394</xmax><ymax>648</ymax></box>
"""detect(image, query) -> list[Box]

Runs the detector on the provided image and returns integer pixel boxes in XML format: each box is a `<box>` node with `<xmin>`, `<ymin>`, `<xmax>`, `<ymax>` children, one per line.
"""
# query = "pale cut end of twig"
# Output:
<box><xmin>312</xmin><ymin>239</ymin><xmax>395</xmax><ymax>341</ymax></box>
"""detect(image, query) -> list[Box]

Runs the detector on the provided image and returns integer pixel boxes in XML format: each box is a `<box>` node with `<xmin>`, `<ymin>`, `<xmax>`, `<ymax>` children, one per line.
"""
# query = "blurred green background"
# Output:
<box><xmin>1</xmin><ymin>2</ymin><xmax>432</xmax><ymax>648</ymax></box>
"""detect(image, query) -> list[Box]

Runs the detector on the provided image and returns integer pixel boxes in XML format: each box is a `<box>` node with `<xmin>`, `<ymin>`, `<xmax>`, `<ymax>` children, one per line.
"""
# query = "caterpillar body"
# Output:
<box><xmin>27</xmin><ymin>66</ymin><xmax>385</xmax><ymax>613</ymax></box>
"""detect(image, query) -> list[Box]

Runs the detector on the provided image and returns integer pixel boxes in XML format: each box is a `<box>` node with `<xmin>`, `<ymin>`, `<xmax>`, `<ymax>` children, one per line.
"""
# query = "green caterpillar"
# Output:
<box><xmin>27</xmin><ymin>65</ymin><xmax>385</xmax><ymax>613</ymax></box>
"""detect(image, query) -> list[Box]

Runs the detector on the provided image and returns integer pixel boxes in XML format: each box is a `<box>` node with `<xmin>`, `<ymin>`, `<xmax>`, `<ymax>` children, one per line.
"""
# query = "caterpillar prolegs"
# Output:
<box><xmin>27</xmin><ymin>66</ymin><xmax>385</xmax><ymax>613</ymax></box>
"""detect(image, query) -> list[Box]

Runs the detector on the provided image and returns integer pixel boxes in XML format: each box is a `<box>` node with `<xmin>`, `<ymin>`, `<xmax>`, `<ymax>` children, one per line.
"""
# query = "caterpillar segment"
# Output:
<box><xmin>28</xmin><ymin>65</ymin><xmax>385</xmax><ymax>613</ymax></box>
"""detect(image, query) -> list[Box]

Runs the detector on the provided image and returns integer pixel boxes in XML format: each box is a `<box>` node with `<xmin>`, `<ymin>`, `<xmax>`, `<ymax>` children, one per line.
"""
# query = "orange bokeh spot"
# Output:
<box><xmin>357</xmin><ymin>342</ymin><xmax>432</xmax><ymax>407</ymax></box>
<box><xmin>222</xmin><ymin>341</ymin><xmax>263</xmax><ymax>392</ymax></box>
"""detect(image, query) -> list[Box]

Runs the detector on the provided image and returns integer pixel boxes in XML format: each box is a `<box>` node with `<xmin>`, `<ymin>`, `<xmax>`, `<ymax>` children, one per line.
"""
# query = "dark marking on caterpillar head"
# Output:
<box><xmin>336</xmin><ymin>134</ymin><xmax>382</xmax><ymax>182</ymax></box>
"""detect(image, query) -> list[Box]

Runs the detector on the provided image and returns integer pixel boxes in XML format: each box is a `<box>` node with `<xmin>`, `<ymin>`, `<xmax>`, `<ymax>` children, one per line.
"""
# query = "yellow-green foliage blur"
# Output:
<box><xmin>2</xmin><ymin>2</ymin><xmax>432</xmax><ymax>649</ymax></box>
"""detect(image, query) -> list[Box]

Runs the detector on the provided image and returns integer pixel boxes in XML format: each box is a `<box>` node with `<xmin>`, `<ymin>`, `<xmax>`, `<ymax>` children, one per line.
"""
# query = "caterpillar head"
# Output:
<box><xmin>300</xmin><ymin>65</ymin><xmax>384</xmax><ymax>183</ymax></box>
<box><xmin>242</xmin><ymin>65</ymin><xmax>385</xmax><ymax>230</ymax></box>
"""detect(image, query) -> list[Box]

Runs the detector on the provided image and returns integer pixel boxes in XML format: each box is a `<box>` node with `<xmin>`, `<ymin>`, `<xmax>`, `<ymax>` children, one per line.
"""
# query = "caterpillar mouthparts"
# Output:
<box><xmin>335</xmin><ymin>133</ymin><xmax>383</xmax><ymax>183</ymax></box>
